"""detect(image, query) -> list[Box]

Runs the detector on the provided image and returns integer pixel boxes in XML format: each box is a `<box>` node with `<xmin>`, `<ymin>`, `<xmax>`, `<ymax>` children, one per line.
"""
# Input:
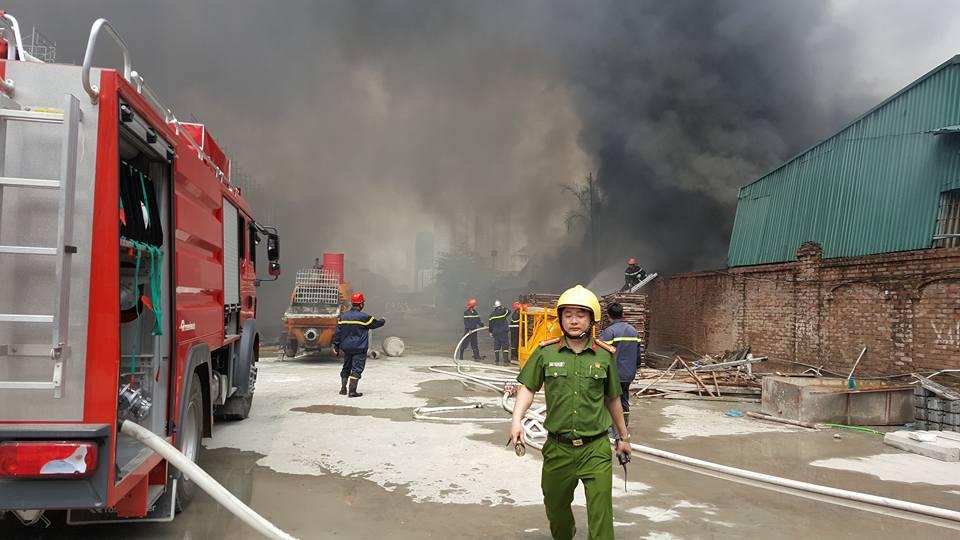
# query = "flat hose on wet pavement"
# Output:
<box><xmin>414</xmin><ymin>335</ymin><xmax>960</xmax><ymax>530</ymax></box>
<box><xmin>119</xmin><ymin>420</ymin><xmax>298</xmax><ymax>540</ymax></box>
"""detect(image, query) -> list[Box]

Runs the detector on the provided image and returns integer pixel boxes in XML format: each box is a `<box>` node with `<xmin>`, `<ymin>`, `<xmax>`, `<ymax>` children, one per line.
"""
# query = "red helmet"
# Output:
<box><xmin>351</xmin><ymin>292</ymin><xmax>365</xmax><ymax>304</ymax></box>
<box><xmin>513</xmin><ymin>302</ymin><xmax>521</xmax><ymax>310</ymax></box>
<box><xmin>466</xmin><ymin>298</ymin><xmax>477</xmax><ymax>308</ymax></box>
<box><xmin>628</xmin><ymin>258</ymin><xmax>636</xmax><ymax>265</ymax></box>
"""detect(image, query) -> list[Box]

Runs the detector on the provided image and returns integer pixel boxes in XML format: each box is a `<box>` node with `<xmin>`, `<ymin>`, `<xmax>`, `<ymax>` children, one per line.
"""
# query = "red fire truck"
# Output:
<box><xmin>0</xmin><ymin>13</ymin><xmax>281</xmax><ymax>525</ymax></box>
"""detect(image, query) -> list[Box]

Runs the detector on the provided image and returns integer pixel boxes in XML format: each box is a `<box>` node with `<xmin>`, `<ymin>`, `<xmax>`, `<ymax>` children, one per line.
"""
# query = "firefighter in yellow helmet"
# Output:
<box><xmin>510</xmin><ymin>285</ymin><xmax>631</xmax><ymax>540</ymax></box>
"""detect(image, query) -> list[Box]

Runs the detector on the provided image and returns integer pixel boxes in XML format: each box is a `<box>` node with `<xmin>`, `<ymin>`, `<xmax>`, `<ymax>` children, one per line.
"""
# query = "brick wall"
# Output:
<box><xmin>649</xmin><ymin>243</ymin><xmax>960</xmax><ymax>376</ymax></box>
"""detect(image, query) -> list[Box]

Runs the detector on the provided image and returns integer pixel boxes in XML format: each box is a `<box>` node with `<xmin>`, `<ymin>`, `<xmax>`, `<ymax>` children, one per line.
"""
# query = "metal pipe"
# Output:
<box><xmin>81</xmin><ymin>18</ymin><xmax>132</xmax><ymax>102</ymax></box>
<box><xmin>2</xmin><ymin>12</ymin><xmax>25</xmax><ymax>61</ymax></box>
<box><xmin>119</xmin><ymin>421</ymin><xmax>297</xmax><ymax>540</ymax></box>
<box><xmin>847</xmin><ymin>347</ymin><xmax>867</xmax><ymax>383</ymax></box>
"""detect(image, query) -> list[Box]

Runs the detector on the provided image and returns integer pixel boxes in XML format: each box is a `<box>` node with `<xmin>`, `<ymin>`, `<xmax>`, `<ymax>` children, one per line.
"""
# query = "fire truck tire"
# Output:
<box><xmin>176</xmin><ymin>373</ymin><xmax>204</xmax><ymax>512</ymax></box>
<box><xmin>217</xmin><ymin>384</ymin><xmax>253</xmax><ymax>420</ymax></box>
<box><xmin>284</xmin><ymin>340</ymin><xmax>298</xmax><ymax>358</ymax></box>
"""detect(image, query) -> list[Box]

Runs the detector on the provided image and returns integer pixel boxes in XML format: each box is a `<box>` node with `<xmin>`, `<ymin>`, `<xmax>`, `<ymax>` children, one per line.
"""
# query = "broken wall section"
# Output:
<box><xmin>649</xmin><ymin>243</ymin><xmax>960</xmax><ymax>376</ymax></box>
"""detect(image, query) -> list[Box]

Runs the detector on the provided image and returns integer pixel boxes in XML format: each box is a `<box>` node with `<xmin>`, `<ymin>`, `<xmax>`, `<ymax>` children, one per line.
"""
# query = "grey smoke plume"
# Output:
<box><xmin>8</xmin><ymin>0</ymin><xmax>960</xmax><ymax>330</ymax></box>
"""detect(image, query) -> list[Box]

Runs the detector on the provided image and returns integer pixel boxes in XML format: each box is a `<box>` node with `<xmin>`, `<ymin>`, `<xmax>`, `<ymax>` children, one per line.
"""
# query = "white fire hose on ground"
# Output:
<box><xmin>119</xmin><ymin>421</ymin><xmax>297</xmax><ymax>540</ymax></box>
<box><xmin>413</xmin><ymin>331</ymin><xmax>960</xmax><ymax>529</ymax></box>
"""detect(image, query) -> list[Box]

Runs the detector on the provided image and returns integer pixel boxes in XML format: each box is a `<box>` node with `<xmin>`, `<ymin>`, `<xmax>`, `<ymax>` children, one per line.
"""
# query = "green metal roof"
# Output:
<box><xmin>728</xmin><ymin>55</ymin><xmax>960</xmax><ymax>267</ymax></box>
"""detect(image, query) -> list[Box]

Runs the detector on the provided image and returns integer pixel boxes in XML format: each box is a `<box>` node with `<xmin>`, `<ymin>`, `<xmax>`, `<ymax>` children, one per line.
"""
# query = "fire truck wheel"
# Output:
<box><xmin>176</xmin><ymin>373</ymin><xmax>204</xmax><ymax>512</ymax></box>
<box><xmin>217</xmin><ymin>361</ymin><xmax>256</xmax><ymax>421</ymax></box>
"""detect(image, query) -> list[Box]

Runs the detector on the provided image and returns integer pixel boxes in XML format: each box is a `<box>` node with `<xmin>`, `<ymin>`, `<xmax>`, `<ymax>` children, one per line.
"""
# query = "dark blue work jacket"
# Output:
<box><xmin>334</xmin><ymin>308</ymin><xmax>386</xmax><ymax>353</ymax></box>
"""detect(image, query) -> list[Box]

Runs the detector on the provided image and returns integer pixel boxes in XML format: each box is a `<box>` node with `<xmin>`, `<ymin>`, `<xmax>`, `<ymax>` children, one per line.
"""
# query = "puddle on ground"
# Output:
<box><xmin>291</xmin><ymin>403</ymin><xmax>414</xmax><ymax>422</ymax></box>
<box><xmin>414</xmin><ymin>378</ymin><xmax>493</xmax><ymax>404</ymax></box>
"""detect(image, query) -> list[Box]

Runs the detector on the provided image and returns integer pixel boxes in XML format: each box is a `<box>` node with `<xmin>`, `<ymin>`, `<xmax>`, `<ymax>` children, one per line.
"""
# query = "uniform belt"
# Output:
<box><xmin>548</xmin><ymin>432</ymin><xmax>606</xmax><ymax>447</ymax></box>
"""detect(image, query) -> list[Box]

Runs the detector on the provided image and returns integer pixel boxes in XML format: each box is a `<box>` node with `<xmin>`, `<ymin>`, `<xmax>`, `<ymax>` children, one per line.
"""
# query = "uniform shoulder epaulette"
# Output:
<box><xmin>596</xmin><ymin>339</ymin><xmax>616</xmax><ymax>354</ymax></box>
<box><xmin>538</xmin><ymin>337</ymin><xmax>561</xmax><ymax>347</ymax></box>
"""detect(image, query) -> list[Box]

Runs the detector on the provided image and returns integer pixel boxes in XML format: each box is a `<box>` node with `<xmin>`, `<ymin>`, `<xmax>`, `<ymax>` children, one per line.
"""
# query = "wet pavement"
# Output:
<box><xmin>3</xmin><ymin>340</ymin><xmax>960</xmax><ymax>539</ymax></box>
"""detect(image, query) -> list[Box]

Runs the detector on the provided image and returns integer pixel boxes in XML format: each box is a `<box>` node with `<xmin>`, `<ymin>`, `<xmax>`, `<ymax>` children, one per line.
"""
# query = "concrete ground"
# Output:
<box><xmin>4</xmin><ymin>329</ymin><xmax>960</xmax><ymax>539</ymax></box>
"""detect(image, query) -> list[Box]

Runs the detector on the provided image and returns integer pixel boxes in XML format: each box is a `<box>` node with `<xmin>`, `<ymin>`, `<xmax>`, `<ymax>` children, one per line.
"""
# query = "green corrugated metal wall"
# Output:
<box><xmin>728</xmin><ymin>56</ymin><xmax>960</xmax><ymax>267</ymax></box>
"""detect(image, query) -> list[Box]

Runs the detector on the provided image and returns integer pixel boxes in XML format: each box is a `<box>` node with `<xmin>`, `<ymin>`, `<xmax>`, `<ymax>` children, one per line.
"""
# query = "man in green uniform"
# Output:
<box><xmin>510</xmin><ymin>285</ymin><xmax>632</xmax><ymax>540</ymax></box>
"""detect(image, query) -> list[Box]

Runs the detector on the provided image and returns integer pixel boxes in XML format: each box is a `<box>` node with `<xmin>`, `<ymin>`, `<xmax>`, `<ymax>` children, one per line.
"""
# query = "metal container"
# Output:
<box><xmin>761</xmin><ymin>376</ymin><xmax>913</xmax><ymax>425</ymax></box>
<box><xmin>382</xmin><ymin>336</ymin><xmax>405</xmax><ymax>357</ymax></box>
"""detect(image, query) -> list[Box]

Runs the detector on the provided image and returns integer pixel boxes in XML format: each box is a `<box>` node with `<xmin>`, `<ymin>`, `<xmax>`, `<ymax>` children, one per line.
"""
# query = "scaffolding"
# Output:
<box><xmin>24</xmin><ymin>26</ymin><xmax>56</xmax><ymax>63</ymax></box>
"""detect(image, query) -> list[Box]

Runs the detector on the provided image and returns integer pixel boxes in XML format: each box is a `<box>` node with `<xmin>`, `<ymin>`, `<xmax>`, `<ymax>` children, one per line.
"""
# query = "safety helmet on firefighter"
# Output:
<box><xmin>513</xmin><ymin>302</ymin><xmax>521</xmax><ymax>310</ymax></box>
<box><xmin>628</xmin><ymin>258</ymin><xmax>636</xmax><ymax>265</ymax></box>
<box><xmin>494</xmin><ymin>300</ymin><xmax>502</xmax><ymax>308</ymax></box>
<box><xmin>556</xmin><ymin>285</ymin><xmax>602</xmax><ymax>322</ymax></box>
<box><xmin>351</xmin><ymin>292</ymin><xmax>366</xmax><ymax>305</ymax></box>
<box><xmin>466</xmin><ymin>298</ymin><xmax>477</xmax><ymax>308</ymax></box>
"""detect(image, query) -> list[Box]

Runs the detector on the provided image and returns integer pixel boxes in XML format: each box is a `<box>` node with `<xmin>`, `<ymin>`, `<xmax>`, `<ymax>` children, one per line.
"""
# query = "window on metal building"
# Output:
<box><xmin>934</xmin><ymin>189</ymin><xmax>960</xmax><ymax>248</ymax></box>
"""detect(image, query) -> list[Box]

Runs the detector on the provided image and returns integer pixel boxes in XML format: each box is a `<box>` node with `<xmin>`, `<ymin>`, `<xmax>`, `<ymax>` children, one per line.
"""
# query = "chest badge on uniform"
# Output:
<box><xmin>594</xmin><ymin>362</ymin><xmax>600</xmax><ymax>369</ymax></box>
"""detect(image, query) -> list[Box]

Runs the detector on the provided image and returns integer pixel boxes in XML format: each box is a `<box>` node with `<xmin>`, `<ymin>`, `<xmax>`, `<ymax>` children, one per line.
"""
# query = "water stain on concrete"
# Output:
<box><xmin>291</xmin><ymin>403</ymin><xmax>415</xmax><ymax>422</ymax></box>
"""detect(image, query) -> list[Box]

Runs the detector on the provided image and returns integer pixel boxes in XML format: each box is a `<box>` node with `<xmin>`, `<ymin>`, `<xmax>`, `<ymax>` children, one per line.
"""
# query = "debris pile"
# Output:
<box><xmin>633</xmin><ymin>347</ymin><xmax>766</xmax><ymax>403</ymax></box>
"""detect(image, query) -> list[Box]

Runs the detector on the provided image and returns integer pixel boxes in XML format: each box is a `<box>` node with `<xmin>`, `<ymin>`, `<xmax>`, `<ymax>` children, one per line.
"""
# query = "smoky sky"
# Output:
<box><xmin>8</xmin><ymin>0</ymin><xmax>960</xmax><ymax>329</ymax></box>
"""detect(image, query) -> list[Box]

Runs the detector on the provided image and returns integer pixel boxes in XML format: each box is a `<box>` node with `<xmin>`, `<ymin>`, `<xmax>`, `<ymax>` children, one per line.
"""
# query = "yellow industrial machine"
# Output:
<box><xmin>517</xmin><ymin>305</ymin><xmax>596</xmax><ymax>368</ymax></box>
<box><xmin>516</xmin><ymin>289</ymin><xmax>648</xmax><ymax>368</ymax></box>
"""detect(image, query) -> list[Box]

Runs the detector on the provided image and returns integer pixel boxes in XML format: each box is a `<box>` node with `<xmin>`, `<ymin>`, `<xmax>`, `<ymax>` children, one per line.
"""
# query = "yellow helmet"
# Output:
<box><xmin>556</xmin><ymin>285</ymin><xmax>601</xmax><ymax>322</ymax></box>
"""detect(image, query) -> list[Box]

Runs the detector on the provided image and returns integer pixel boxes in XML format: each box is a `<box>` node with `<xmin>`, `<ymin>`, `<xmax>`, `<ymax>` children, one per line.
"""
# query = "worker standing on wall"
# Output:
<box><xmin>332</xmin><ymin>292</ymin><xmax>386</xmax><ymax>397</ymax></box>
<box><xmin>509</xmin><ymin>301</ymin><xmax>522</xmax><ymax>362</ymax></box>
<box><xmin>488</xmin><ymin>300</ymin><xmax>511</xmax><ymax>365</ymax></box>
<box><xmin>622</xmin><ymin>258</ymin><xmax>646</xmax><ymax>291</ymax></box>
<box><xmin>461</xmin><ymin>298</ymin><xmax>484</xmax><ymax>360</ymax></box>
<box><xmin>510</xmin><ymin>285</ymin><xmax>631</xmax><ymax>540</ymax></box>
<box><xmin>599</xmin><ymin>302</ymin><xmax>641</xmax><ymax>438</ymax></box>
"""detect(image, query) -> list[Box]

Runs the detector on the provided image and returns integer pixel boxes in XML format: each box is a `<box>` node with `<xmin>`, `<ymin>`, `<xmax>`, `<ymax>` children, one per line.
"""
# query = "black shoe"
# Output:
<box><xmin>348</xmin><ymin>378</ymin><xmax>363</xmax><ymax>398</ymax></box>
<box><xmin>339</xmin><ymin>378</ymin><xmax>347</xmax><ymax>396</ymax></box>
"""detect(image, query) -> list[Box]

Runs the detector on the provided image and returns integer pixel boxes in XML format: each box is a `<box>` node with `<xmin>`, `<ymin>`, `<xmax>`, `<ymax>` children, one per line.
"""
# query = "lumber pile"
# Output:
<box><xmin>632</xmin><ymin>351</ymin><xmax>766</xmax><ymax>402</ymax></box>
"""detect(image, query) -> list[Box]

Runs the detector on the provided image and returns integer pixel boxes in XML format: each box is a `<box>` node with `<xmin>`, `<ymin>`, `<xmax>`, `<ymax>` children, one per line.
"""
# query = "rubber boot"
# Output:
<box><xmin>348</xmin><ymin>378</ymin><xmax>363</xmax><ymax>398</ymax></box>
<box><xmin>494</xmin><ymin>351</ymin><xmax>501</xmax><ymax>365</ymax></box>
<box><xmin>339</xmin><ymin>377</ymin><xmax>348</xmax><ymax>396</ymax></box>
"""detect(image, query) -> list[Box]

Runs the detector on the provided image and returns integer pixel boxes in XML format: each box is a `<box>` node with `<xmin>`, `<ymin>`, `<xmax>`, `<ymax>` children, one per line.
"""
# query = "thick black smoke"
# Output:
<box><xmin>7</xmin><ymin>0</ymin><xmax>957</xmax><ymax>330</ymax></box>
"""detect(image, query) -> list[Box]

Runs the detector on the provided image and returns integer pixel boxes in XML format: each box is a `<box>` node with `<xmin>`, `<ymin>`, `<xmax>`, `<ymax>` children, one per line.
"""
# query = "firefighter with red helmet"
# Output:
<box><xmin>460</xmin><ymin>298</ymin><xmax>484</xmax><ymax>360</ymax></box>
<box><xmin>333</xmin><ymin>292</ymin><xmax>385</xmax><ymax>397</ymax></box>
<box><xmin>622</xmin><ymin>258</ymin><xmax>646</xmax><ymax>291</ymax></box>
<box><xmin>509</xmin><ymin>301</ymin><xmax>522</xmax><ymax>361</ymax></box>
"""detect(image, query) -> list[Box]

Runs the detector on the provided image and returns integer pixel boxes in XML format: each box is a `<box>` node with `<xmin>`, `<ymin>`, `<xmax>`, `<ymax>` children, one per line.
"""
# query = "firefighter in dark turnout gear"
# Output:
<box><xmin>622</xmin><ymin>258</ymin><xmax>646</xmax><ymax>292</ymax></box>
<box><xmin>488</xmin><ymin>300</ymin><xmax>511</xmax><ymax>365</ymax></box>
<box><xmin>599</xmin><ymin>302</ymin><xmax>641</xmax><ymax>438</ymax></box>
<box><xmin>509</xmin><ymin>301</ymin><xmax>522</xmax><ymax>361</ymax></box>
<box><xmin>333</xmin><ymin>292</ymin><xmax>386</xmax><ymax>397</ymax></box>
<box><xmin>461</xmin><ymin>298</ymin><xmax>484</xmax><ymax>360</ymax></box>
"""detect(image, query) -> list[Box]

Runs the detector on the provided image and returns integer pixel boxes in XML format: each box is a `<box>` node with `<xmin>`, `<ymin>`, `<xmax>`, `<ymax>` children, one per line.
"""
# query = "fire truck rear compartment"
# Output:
<box><xmin>114</xmin><ymin>107</ymin><xmax>172</xmax><ymax>486</ymax></box>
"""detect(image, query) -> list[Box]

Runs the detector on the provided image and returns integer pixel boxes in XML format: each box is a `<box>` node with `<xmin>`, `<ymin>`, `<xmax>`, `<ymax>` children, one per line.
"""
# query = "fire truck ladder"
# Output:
<box><xmin>0</xmin><ymin>94</ymin><xmax>81</xmax><ymax>398</ymax></box>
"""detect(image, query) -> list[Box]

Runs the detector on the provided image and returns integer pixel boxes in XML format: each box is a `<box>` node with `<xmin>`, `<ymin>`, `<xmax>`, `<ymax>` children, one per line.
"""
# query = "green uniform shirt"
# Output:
<box><xmin>517</xmin><ymin>336</ymin><xmax>622</xmax><ymax>438</ymax></box>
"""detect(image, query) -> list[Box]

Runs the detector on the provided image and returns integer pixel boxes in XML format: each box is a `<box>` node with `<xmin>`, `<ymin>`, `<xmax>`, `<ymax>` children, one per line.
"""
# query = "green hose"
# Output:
<box><xmin>822</xmin><ymin>424</ymin><xmax>885</xmax><ymax>436</ymax></box>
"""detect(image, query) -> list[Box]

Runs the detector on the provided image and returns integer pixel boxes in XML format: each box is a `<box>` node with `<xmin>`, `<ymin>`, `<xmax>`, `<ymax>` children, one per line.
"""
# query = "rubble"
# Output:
<box><xmin>632</xmin><ymin>350</ymin><xmax>766</xmax><ymax>401</ymax></box>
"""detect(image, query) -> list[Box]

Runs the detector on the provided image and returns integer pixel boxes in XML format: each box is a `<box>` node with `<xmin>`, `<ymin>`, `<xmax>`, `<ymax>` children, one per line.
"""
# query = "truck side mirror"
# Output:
<box><xmin>267</xmin><ymin>232</ymin><xmax>280</xmax><ymax>262</ymax></box>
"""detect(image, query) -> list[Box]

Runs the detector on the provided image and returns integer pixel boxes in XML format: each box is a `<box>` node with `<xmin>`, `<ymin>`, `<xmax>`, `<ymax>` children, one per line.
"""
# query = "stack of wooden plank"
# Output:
<box><xmin>600</xmin><ymin>292</ymin><xmax>648</xmax><ymax>360</ymax></box>
<box><xmin>519</xmin><ymin>293</ymin><xmax>560</xmax><ymax>308</ymax></box>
